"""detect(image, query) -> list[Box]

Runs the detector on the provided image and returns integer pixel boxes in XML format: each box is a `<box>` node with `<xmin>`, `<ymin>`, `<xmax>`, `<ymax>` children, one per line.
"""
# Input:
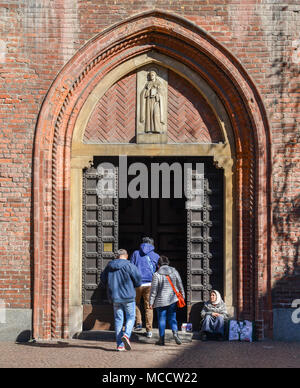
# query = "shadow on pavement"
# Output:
<box><xmin>16</xmin><ymin>341</ymin><xmax>117</xmax><ymax>353</ymax></box>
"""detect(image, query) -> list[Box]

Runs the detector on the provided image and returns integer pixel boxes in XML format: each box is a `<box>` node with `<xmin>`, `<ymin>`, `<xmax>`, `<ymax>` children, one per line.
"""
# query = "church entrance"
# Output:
<box><xmin>82</xmin><ymin>156</ymin><xmax>224</xmax><ymax>332</ymax></box>
<box><xmin>32</xmin><ymin>11</ymin><xmax>272</xmax><ymax>341</ymax></box>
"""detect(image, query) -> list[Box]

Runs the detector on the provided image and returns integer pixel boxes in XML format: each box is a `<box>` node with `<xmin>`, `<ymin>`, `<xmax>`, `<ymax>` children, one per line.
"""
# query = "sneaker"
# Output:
<box><xmin>121</xmin><ymin>334</ymin><xmax>132</xmax><ymax>351</ymax></box>
<box><xmin>173</xmin><ymin>331</ymin><xmax>182</xmax><ymax>345</ymax></box>
<box><xmin>116</xmin><ymin>345</ymin><xmax>126</xmax><ymax>352</ymax></box>
<box><xmin>134</xmin><ymin>324</ymin><xmax>143</xmax><ymax>331</ymax></box>
<box><xmin>146</xmin><ymin>331</ymin><xmax>153</xmax><ymax>338</ymax></box>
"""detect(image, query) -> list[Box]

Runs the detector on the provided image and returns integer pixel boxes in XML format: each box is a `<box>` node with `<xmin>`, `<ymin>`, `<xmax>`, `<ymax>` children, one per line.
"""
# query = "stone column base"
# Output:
<box><xmin>0</xmin><ymin>309</ymin><xmax>32</xmax><ymax>342</ymax></box>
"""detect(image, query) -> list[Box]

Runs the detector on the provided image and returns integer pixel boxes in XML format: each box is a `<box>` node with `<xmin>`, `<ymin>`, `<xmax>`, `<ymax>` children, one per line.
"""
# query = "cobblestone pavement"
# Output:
<box><xmin>0</xmin><ymin>339</ymin><xmax>299</xmax><ymax>368</ymax></box>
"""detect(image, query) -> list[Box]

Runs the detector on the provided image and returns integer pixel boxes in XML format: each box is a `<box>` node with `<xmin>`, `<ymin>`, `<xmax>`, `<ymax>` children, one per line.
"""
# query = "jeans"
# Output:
<box><xmin>135</xmin><ymin>286</ymin><xmax>153</xmax><ymax>332</ymax></box>
<box><xmin>113</xmin><ymin>301</ymin><xmax>136</xmax><ymax>347</ymax></box>
<box><xmin>156</xmin><ymin>302</ymin><xmax>178</xmax><ymax>337</ymax></box>
<box><xmin>201</xmin><ymin>314</ymin><xmax>225</xmax><ymax>335</ymax></box>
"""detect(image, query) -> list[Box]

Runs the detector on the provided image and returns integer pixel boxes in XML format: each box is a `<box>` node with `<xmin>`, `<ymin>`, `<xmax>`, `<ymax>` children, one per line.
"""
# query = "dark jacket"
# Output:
<box><xmin>130</xmin><ymin>243</ymin><xmax>160</xmax><ymax>284</ymax></box>
<box><xmin>100</xmin><ymin>259</ymin><xmax>142</xmax><ymax>304</ymax></box>
<box><xmin>149</xmin><ymin>265</ymin><xmax>185</xmax><ymax>308</ymax></box>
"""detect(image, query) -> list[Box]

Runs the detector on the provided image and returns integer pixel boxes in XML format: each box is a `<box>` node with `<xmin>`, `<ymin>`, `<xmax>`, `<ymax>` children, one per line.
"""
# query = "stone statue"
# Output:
<box><xmin>140</xmin><ymin>70</ymin><xmax>165</xmax><ymax>133</ymax></box>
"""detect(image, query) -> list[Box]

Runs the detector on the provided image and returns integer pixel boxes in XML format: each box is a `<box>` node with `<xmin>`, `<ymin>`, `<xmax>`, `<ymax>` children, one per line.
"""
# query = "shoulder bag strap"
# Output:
<box><xmin>166</xmin><ymin>275</ymin><xmax>180</xmax><ymax>298</ymax></box>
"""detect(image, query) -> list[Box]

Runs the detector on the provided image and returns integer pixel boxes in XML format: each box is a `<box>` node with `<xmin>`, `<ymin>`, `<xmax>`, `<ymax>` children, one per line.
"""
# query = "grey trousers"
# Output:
<box><xmin>201</xmin><ymin>314</ymin><xmax>225</xmax><ymax>335</ymax></box>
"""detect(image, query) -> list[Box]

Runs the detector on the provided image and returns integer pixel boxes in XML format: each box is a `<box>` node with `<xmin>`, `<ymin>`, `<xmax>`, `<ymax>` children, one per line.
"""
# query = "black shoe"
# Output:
<box><xmin>155</xmin><ymin>336</ymin><xmax>165</xmax><ymax>346</ymax></box>
<box><xmin>134</xmin><ymin>324</ymin><xmax>143</xmax><ymax>331</ymax></box>
<box><xmin>173</xmin><ymin>331</ymin><xmax>182</xmax><ymax>345</ymax></box>
<box><xmin>200</xmin><ymin>332</ymin><xmax>208</xmax><ymax>341</ymax></box>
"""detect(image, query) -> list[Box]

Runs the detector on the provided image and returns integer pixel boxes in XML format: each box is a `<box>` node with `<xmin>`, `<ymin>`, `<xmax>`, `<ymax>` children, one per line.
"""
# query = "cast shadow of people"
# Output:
<box><xmin>16</xmin><ymin>339</ymin><xmax>117</xmax><ymax>352</ymax></box>
<box><xmin>189</xmin><ymin>302</ymin><xmax>205</xmax><ymax>338</ymax></box>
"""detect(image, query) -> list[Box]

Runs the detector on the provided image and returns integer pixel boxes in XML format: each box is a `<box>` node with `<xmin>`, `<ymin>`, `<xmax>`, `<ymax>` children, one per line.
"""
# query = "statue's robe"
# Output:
<box><xmin>140</xmin><ymin>80</ymin><xmax>164</xmax><ymax>133</ymax></box>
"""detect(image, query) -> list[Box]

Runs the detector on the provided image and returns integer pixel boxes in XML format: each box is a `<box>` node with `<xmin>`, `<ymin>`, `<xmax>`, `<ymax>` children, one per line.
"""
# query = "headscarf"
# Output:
<box><xmin>210</xmin><ymin>290</ymin><xmax>222</xmax><ymax>305</ymax></box>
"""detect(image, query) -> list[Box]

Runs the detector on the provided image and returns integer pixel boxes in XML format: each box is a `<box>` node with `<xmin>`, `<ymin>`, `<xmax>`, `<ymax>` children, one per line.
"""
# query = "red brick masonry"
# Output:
<box><xmin>32</xmin><ymin>11</ymin><xmax>271</xmax><ymax>339</ymax></box>
<box><xmin>1</xmin><ymin>3</ymin><xmax>299</xmax><ymax>340</ymax></box>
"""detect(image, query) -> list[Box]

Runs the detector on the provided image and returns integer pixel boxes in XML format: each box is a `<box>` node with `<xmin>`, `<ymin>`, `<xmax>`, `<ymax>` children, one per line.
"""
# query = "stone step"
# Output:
<box><xmin>74</xmin><ymin>329</ymin><xmax>194</xmax><ymax>344</ymax></box>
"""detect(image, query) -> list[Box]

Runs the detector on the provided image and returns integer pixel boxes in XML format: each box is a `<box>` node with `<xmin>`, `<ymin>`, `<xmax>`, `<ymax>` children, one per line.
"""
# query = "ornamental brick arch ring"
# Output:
<box><xmin>33</xmin><ymin>10</ymin><xmax>272</xmax><ymax>340</ymax></box>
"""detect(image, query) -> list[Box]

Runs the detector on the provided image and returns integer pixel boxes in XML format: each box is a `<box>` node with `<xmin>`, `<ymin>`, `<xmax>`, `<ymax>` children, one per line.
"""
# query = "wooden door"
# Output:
<box><xmin>82</xmin><ymin>161</ymin><xmax>119</xmax><ymax>330</ymax></box>
<box><xmin>82</xmin><ymin>156</ymin><xmax>223</xmax><ymax>331</ymax></box>
<box><xmin>187</xmin><ymin>158</ymin><xmax>224</xmax><ymax>330</ymax></box>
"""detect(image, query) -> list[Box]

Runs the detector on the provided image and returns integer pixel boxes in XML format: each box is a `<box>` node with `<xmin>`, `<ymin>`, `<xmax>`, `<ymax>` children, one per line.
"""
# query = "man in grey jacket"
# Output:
<box><xmin>149</xmin><ymin>255</ymin><xmax>185</xmax><ymax>346</ymax></box>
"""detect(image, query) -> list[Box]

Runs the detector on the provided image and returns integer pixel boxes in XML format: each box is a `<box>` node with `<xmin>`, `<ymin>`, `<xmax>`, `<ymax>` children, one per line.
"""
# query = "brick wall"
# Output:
<box><xmin>84</xmin><ymin>72</ymin><xmax>137</xmax><ymax>143</ymax></box>
<box><xmin>0</xmin><ymin>1</ymin><xmax>299</xmax><ymax>317</ymax></box>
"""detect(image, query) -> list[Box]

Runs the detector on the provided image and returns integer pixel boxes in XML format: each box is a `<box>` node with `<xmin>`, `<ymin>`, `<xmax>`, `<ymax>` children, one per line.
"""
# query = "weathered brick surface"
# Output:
<box><xmin>0</xmin><ymin>1</ymin><xmax>299</xmax><ymax>339</ymax></box>
<box><xmin>168</xmin><ymin>71</ymin><xmax>223</xmax><ymax>143</ymax></box>
<box><xmin>84</xmin><ymin>72</ymin><xmax>137</xmax><ymax>143</ymax></box>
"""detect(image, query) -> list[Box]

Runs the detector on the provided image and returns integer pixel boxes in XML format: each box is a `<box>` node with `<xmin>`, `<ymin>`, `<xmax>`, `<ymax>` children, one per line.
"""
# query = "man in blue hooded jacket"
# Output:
<box><xmin>100</xmin><ymin>249</ymin><xmax>142</xmax><ymax>351</ymax></box>
<box><xmin>130</xmin><ymin>237</ymin><xmax>159</xmax><ymax>338</ymax></box>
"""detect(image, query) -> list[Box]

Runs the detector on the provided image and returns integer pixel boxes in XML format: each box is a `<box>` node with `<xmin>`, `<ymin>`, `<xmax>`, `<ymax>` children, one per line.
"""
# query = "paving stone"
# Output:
<box><xmin>0</xmin><ymin>339</ymin><xmax>299</xmax><ymax>368</ymax></box>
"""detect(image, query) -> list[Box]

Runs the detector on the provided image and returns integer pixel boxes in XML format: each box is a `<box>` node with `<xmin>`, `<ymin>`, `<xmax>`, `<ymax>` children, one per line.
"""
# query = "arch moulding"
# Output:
<box><xmin>33</xmin><ymin>10</ymin><xmax>272</xmax><ymax>340</ymax></box>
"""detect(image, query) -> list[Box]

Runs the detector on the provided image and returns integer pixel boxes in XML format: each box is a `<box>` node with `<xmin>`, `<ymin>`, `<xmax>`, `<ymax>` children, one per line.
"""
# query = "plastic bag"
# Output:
<box><xmin>228</xmin><ymin>320</ymin><xmax>240</xmax><ymax>341</ymax></box>
<box><xmin>228</xmin><ymin>319</ymin><xmax>254</xmax><ymax>342</ymax></box>
<box><xmin>239</xmin><ymin>320</ymin><xmax>253</xmax><ymax>342</ymax></box>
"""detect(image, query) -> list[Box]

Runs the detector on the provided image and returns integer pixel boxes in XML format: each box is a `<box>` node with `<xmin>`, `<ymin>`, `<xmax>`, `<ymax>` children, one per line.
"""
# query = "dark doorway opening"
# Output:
<box><xmin>119</xmin><ymin>157</ymin><xmax>188</xmax><ymax>327</ymax></box>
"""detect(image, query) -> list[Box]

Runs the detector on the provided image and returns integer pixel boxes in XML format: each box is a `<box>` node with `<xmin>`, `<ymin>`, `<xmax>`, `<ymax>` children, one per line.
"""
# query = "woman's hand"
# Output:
<box><xmin>212</xmin><ymin>312</ymin><xmax>220</xmax><ymax>317</ymax></box>
<box><xmin>149</xmin><ymin>305</ymin><xmax>153</xmax><ymax>310</ymax></box>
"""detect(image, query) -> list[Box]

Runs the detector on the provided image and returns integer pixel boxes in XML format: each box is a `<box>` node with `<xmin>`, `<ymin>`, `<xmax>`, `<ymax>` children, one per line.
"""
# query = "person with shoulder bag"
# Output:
<box><xmin>149</xmin><ymin>255</ymin><xmax>185</xmax><ymax>346</ymax></box>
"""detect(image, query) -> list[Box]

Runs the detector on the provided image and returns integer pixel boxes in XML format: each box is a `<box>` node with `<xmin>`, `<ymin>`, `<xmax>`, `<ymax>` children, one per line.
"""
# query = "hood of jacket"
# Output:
<box><xmin>157</xmin><ymin>265</ymin><xmax>176</xmax><ymax>276</ymax></box>
<box><xmin>107</xmin><ymin>259</ymin><xmax>129</xmax><ymax>271</ymax></box>
<box><xmin>140</xmin><ymin>243</ymin><xmax>155</xmax><ymax>255</ymax></box>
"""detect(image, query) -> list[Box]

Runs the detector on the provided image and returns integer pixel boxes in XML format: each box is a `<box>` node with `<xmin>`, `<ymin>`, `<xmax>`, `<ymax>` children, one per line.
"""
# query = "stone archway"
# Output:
<box><xmin>33</xmin><ymin>10</ymin><xmax>271</xmax><ymax>340</ymax></box>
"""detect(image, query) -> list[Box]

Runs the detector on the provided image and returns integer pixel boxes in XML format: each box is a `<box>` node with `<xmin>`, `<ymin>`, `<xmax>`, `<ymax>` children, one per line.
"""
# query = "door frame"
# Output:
<box><xmin>69</xmin><ymin>54</ymin><xmax>236</xmax><ymax>337</ymax></box>
<box><xmin>80</xmin><ymin>156</ymin><xmax>226</xmax><ymax>330</ymax></box>
<box><xmin>70</xmin><ymin>145</ymin><xmax>234</xmax><ymax>336</ymax></box>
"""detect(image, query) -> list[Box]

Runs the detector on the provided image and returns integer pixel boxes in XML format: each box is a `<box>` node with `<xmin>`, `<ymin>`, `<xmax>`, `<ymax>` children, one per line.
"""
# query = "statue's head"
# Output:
<box><xmin>148</xmin><ymin>70</ymin><xmax>157</xmax><ymax>82</ymax></box>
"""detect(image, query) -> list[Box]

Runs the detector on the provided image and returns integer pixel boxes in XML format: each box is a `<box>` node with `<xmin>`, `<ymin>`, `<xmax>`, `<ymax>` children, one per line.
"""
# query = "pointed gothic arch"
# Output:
<box><xmin>33</xmin><ymin>10</ymin><xmax>272</xmax><ymax>340</ymax></box>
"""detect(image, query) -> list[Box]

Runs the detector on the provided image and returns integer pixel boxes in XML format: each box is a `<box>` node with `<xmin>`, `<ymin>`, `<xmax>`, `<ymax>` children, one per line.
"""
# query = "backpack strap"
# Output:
<box><xmin>145</xmin><ymin>255</ymin><xmax>155</xmax><ymax>274</ymax></box>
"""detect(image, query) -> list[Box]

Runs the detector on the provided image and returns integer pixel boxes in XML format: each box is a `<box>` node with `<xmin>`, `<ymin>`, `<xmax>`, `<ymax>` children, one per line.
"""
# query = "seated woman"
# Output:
<box><xmin>200</xmin><ymin>290</ymin><xmax>228</xmax><ymax>341</ymax></box>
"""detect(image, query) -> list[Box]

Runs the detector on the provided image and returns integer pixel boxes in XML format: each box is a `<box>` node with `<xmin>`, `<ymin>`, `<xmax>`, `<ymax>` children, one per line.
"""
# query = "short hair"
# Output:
<box><xmin>116</xmin><ymin>249</ymin><xmax>128</xmax><ymax>258</ymax></box>
<box><xmin>158</xmin><ymin>255</ymin><xmax>169</xmax><ymax>267</ymax></box>
<box><xmin>142</xmin><ymin>237</ymin><xmax>154</xmax><ymax>245</ymax></box>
